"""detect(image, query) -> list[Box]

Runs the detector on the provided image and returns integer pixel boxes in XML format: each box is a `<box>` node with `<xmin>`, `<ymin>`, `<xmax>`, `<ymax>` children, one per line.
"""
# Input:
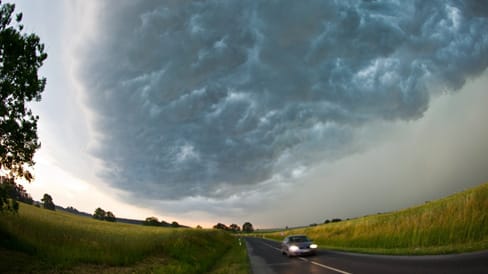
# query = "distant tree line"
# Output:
<box><xmin>0</xmin><ymin>176</ymin><xmax>57</xmax><ymax>212</ymax></box>
<box><xmin>0</xmin><ymin>175</ymin><xmax>188</xmax><ymax>228</ymax></box>
<box><xmin>323</xmin><ymin>218</ymin><xmax>342</xmax><ymax>224</ymax></box>
<box><xmin>143</xmin><ymin>216</ymin><xmax>181</xmax><ymax>227</ymax></box>
<box><xmin>213</xmin><ymin>222</ymin><xmax>254</xmax><ymax>233</ymax></box>
<box><xmin>65</xmin><ymin>206</ymin><xmax>80</xmax><ymax>214</ymax></box>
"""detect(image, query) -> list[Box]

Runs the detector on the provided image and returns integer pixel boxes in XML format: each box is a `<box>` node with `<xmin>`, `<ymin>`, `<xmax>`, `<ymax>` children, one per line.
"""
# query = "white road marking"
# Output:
<box><xmin>310</xmin><ymin>260</ymin><xmax>352</xmax><ymax>274</ymax></box>
<box><xmin>260</xmin><ymin>240</ymin><xmax>352</xmax><ymax>274</ymax></box>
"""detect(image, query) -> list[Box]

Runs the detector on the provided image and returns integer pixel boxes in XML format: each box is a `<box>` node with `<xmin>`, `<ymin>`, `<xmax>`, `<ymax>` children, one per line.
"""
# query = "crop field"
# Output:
<box><xmin>262</xmin><ymin>182</ymin><xmax>488</xmax><ymax>255</ymax></box>
<box><xmin>0</xmin><ymin>204</ymin><xmax>249</xmax><ymax>273</ymax></box>
<box><xmin>2</xmin><ymin>183</ymin><xmax>487</xmax><ymax>272</ymax></box>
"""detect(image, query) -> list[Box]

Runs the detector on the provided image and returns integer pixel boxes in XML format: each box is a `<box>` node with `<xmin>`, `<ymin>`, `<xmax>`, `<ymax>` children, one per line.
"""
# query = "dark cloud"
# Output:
<box><xmin>78</xmin><ymin>0</ymin><xmax>488</xmax><ymax>201</ymax></box>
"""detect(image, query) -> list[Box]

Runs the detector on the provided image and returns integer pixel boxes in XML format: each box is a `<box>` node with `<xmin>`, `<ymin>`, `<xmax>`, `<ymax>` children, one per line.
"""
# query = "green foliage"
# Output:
<box><xmin>0</xmin><ymin>176</ymin><xmax>34</xmax><ymax>212</ymax></box>
<box><xmin>213</xmin><ymin>222</ymin><xmax>228</xmax><ymax>230</ymax></box>
<box><xmin>229</xmin><ymin>224</ymin><xmax>241</xmax><ymax>232</ymax></box>
<box><xmin>0</xmin><ymin>1</ymin><xmax>47</xmax><ymax>181</ymax></box>
<box><xmin>0</xmin><ymin>177</ymin><xmax>17</xmax><ymax>211</ymax></box>
<box><xmin>143</xmin><ymin>216</ymin><xmax>160</xmax><ymax>226</ymax></box>
<box><xmin>0</xmin><ymin>204</ymin><xmax>246</xmax><ymax>273</ymax></box>
<box><xmin>142</xmin><ymin>216</ymin><xmax>182</xmax><ymax>228</ymax></box>
<box><xmin>0</xmin><ymin>191</ymin><xmax>18</xmax><ymax>212</ymax></box>
<box><xmin>41</xmin><ymin>193</ymin><xmax>55</xmax><ymax>211</ymax></box>
<box><xmin>93</xmin><ymin>207</ymin><xmax>105</xmax><ymax>220</ymax></box>
<box><xmin>0</xmin><ymin>176</ymin><xmax>33</xmax><ymax>208</ymax></box>
<box><xmin>93</xmin><ymin>207</ymin><xmax>116</xmax><ymax>222</ymax></box>
<box><xmin>264</xmin><ymin>182</ymin><xmax>488</xmax><ymax>255</ymax></box>
<box><xmin>105</xmin><ymin>211</ymin><xmax>116</xmax><ymax>222</ymax></box>
<box><xmin>213</xmin><ymin>223</ymin><xmax>242</xmax><ymax>233</ymax></box>
<box><xmin>242</xmin><ymin>222</ymin><xmax>254</xmax><ymax>233</ymax></box>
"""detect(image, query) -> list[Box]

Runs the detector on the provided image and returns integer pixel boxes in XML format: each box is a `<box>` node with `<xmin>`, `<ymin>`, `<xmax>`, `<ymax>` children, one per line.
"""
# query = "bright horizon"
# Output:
<box><xmin>11</xmin><ymin>0</ymin><xmax>488</xmax><ymax>229</ymax></box>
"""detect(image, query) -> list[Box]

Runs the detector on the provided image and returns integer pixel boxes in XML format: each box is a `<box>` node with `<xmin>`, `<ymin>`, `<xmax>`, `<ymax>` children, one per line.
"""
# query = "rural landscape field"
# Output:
<box><xmin>262</xmin><ymin>182</ymin><xmax>488</xmax><ymax>255</ymax></box>
<box><xmin>0</xmin><ymin>203</ymin><xmax>249</xmax><ymax>273</ymax></box>
<box><xmin>1</xmin><ymin>182</ymin><xmax>487</xmax><ymax>272</ymax></box>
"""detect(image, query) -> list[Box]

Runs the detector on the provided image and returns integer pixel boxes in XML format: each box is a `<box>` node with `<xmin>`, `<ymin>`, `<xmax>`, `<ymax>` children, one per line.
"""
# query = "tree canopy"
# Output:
<box><xmin>105</xmin><ymin>211</ymin><xmax>116</xmax><ymax>222</ymax></box>
<box><xmin>93</xmin><ymin>207</ymin><xmax>117</xmax><ymax>222</ymax></box>
<box><xmin>143</xmin><ymin>216</ymin><xmax>160</xmax><ymax>226</ymax></box>
<box><xmin>229</xmin><ymin>224</ymin><xmax>241</xmax><ymax>232</ymax></box>
<box><xmin>213</xmin><ymin>223</ymin><xmax>228</xmax><ymax>230</ymax></box>
<box><xmin>0</xmin><ymin>1</ymin><xmax>47</xmax><ymax>181</ymax></box>
<box><xmin>242</xmin><ymin>222</ymin><xmax>254</xmax><ymax>233</ymax></box>
<box><xmin>41</xmin><ymin>193</ymin><xmax>55</xmax><ymax>210</ymax></box>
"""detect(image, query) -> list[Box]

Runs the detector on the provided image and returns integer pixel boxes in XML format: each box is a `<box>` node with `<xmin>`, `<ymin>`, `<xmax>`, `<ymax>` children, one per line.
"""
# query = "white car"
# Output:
<box><xmin>281</xmin><ymin>235</ymin><xmax>318</xmax><ymax>257</ymax></box>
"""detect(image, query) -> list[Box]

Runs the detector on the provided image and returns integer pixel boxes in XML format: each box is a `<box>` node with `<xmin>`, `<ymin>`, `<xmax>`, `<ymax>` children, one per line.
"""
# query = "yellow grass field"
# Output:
<box><xmin>262</xmin><ymin>182</ymin><xmax>488</xmax><ymax>255</ymax></box>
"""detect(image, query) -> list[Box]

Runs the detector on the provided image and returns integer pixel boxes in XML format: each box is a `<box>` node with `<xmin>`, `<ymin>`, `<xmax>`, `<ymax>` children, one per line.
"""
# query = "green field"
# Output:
<box><xmin>2</xmin><ymin>183</ymin><xmax>487</xmax><ymax>272</ymax></box>
<box><xmin>0</xmin><ymin>204</ymin><xmax>250</xmax><ymax>273</ymax></box>
<box><xmin>261</xmin><ymin>182</ymin><xmax>488</xmax><ymax>255</ymax></box>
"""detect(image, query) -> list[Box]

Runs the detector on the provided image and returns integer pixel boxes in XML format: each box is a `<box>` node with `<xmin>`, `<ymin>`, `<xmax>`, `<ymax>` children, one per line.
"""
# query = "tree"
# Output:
<box><xmin>160</xmin><ymin>220</ymin><xmax>170</xmax><ymax>227</ymax></box>
<box><xmin>0</xmin><ymin>175</ymin><xmax>32</xmax><ymax>212</ymax></box>
<box><xmin>229</xmin><ymin>224</ymin><xmax>241</xmax><ymax>232</ymax></box>
<box><xmin>41</xmin><ymin>193</ymin><xmax>55</xmax><ymax>210</ymax></box>
<box><xmin>0</xmin><ymin>176</ymin><xmax>18</xmax><ymax>211</ymax></box>
<box><xmin>171</xmin><ymin>221</ymin><xmax>179</xmax><ymax>228</ymax></box>
<box><xmin>0</xmin><ymin>1</ymin><xmax>46</xmax><ymax>214</ymax></box>
<box><xmin>213</xmin><ymin>223</ymin><xmax>228</xmax><ymax>230</ymax></box>
<box><xmin>242</xmin><ymin>222</ymin><xmax>254</xmax><ymax>233</ymax></box>
<box><xmin>93</xmin><ymin>207</ymin><xmax>116</xmax><ymax>222</ymax></box>
<box><xmin>105</xmin><ymin>211</ymin><xmax>116</xmax><ymax>222</ymax></box>
<box><xmin>93</xmin><ymin>207</ymin><xmax>106</xmax><ymax>220</ymax></box>
<box><xmin>0</xmin><ymin>2</ymin><xmax>47</xmax><ymax>181</ymax></box>
<box><xmin>144</xmin><ymin>216</ymin><xmax>160</xmax><ymax>226</ymax></box>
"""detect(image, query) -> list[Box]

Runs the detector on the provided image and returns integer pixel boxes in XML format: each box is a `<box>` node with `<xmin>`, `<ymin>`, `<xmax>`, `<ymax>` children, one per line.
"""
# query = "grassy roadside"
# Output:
<box><xmin>260</xmin><ymin>182</ymin><xmax>488</xmax><ymax>255</ymax></box>
<box><xmin>0</xmin><ymin>203</ymin><xmax>250</xmax><ymax>273</ymax></box>
<box><xmin>208</xmin><ymin>237</ymin><xmax>250</xmax><ymax>274</ymax></box>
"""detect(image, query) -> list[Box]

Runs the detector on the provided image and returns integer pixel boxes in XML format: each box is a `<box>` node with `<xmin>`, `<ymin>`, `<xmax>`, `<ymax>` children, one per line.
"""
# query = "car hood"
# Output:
<box><xmin>289</xmin><ymin>242</ymin><xmax>313</xmax><ymax>248</ymax></box>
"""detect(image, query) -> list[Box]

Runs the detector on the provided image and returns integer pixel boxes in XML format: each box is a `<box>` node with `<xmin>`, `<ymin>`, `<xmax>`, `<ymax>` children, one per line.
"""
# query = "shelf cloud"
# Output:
<box><xmin>77</xmin><ymin>0</ymin><xmax>488</xmax><ymax>205</ymax></box>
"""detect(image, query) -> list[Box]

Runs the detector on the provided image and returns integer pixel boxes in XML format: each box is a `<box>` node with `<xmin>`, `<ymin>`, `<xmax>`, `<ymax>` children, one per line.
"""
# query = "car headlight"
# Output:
<box><xmin>289</xmin><ymin>245</ymin><xmax>299</xmax><ymax>252</ymax></box>
<box><xmin>310</xmin><ymin>244</ymin><xmax>318</xmax><ymax>249</ymax></box>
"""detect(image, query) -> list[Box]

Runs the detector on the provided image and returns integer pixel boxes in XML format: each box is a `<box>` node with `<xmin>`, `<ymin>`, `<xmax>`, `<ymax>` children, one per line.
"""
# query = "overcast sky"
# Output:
<box><xmin>12</xmin><ymin>0</ymin><xmax>488</xmax><ymax>228</ymax></box>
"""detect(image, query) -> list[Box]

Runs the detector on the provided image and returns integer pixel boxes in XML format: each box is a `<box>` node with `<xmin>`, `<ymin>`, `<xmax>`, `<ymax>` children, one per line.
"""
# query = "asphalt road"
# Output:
<box><xmin>245</xmin><ymin>237</ymin><xmax>488</xmax><ymax>274</ymax></box>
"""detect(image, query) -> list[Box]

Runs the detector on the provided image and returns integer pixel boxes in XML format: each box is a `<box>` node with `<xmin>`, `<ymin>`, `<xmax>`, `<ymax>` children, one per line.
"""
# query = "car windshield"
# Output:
<box><xmin>289</xmin><ymin>236</ymin><xmax>310</xmax><ymax>242</ymax></box>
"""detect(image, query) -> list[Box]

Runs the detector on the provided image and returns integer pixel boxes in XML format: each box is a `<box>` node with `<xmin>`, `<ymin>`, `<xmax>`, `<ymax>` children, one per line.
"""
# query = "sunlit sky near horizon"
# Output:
<box><xmin>11</xmin><ymin>0</ymin><xmax>488</xmax><ymax>228</ymax></box>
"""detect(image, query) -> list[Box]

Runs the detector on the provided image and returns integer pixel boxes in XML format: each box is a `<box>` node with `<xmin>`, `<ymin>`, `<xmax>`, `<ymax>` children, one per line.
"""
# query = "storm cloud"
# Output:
<box><xmin>77</xmin><ymin>0</ymin><xmax>488</xmax><ymax>202</ymax></box>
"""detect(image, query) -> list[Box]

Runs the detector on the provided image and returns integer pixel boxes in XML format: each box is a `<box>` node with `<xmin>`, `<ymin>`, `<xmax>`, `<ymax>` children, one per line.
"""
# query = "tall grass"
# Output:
<box><xmin>265</xmin><ymin>183</ymin><xmax>488</xmax><ymax>254</ymax></box>
<box><xmin>0</xmin><ymin>204</ymin><xmax>240</xmax><ymax>273</ymax></box>
<box><xmin>208</xmin><ymin>236</ymin><xmax>250</xmax><ymax>274</ymax></box>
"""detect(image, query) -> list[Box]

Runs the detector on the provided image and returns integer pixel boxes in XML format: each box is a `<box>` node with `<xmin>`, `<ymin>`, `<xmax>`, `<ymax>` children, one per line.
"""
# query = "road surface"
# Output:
<box><xmin>245</xmin><ymin>237</ymin><xmax>488</xmax><ymax>274</ymax></box>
